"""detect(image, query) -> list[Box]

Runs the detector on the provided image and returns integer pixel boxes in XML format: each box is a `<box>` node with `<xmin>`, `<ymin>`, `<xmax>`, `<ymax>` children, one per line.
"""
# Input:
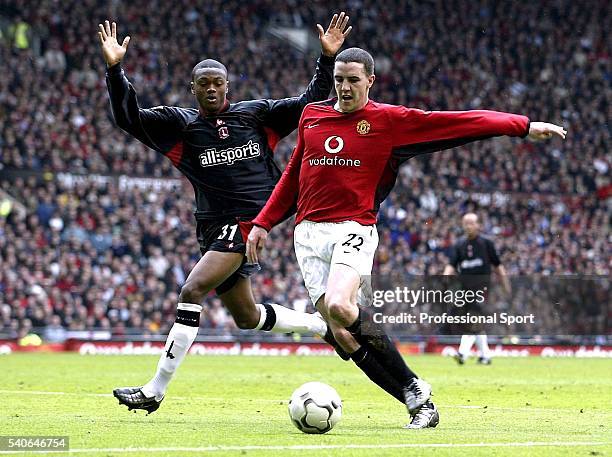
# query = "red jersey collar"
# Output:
<box><xmin>332</xmin><ymin>98</ymin><xmax>372</xmax><ymax>115</ymax></box>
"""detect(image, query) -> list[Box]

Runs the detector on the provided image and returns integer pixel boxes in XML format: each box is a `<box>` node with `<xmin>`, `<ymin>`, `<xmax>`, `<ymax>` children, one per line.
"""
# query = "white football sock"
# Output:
<box><xmin>458</xmin><ymin>334</ymin><xmax>476</xmax><ymax>358</ymax></box>
<box><xmin>475</xmin><ymin>334</ymin><xmax>491</xmax><ymax>359</ymax></box>
<box><xmin>255</xmin><ymin>303</ymin><xmax>327</xmax><ymax>335</ymax></box>
<box><xmin>141</xmin><ymin>303</ymin><xmax>202</xmax><ymax>400</ymax></box>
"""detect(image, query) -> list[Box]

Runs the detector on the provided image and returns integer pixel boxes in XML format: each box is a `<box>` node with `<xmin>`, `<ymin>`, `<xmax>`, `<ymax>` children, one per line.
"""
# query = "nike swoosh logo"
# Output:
<box><xmin>306</xmin><ymin>124</ymin><xmax>319</xmax><ymax>129</ymax></box>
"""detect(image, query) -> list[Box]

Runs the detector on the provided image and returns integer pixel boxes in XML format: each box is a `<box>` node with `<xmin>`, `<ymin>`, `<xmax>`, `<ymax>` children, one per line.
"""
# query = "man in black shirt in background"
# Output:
<box><xmin>444</xmin><ymin>213</ymin><xmax>510</xmax><ymax>365</ymax></box>
<box><xmin>98</xmin><ymin>14</ymin><xmax>352</xmax><ymax>413</ymax></box>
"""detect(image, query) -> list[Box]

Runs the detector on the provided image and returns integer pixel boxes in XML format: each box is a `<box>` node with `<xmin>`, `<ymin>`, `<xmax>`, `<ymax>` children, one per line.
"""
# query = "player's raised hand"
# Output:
<box><xmin>528</xmin><ymin>122</ymin><xmax>567</xmax><ymax>141</ymax></box>
<box><xmin>98</xmin><ymin>20</ymin><xmax>130</xmax><ymax>67</ymax></box>
<box><xmin>318</xmin><ymin>12</ymin><xmax>352</xmax><ymax>57</ymax></box>
<box><xmin>246</xmin><ymin>226</ymin><xmax>269</xmax><ymax>265</ymax></box>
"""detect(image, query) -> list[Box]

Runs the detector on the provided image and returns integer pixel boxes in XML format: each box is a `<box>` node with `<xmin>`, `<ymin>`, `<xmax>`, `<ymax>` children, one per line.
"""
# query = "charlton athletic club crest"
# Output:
<box><xmin>218</xmin><ymin>127</ymin><xmax>229</xmax><ymax>139</ymax></box>
<box><xmin>216</xmin><ymin>119</ymin><xmax>229</xmax><ymax>139</ymax></box>
<box><xmin>357</xmin><ymin>119</ymin><xmax>371</xmax><ymax>135</ymax></box>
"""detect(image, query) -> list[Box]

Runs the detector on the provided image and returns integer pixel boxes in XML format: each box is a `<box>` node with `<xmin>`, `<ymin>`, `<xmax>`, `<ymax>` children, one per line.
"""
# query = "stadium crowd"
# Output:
<box><xmin>0</xmin><ymin>0</ymin><xmax>609</xmax><ymax>339</ymax></box>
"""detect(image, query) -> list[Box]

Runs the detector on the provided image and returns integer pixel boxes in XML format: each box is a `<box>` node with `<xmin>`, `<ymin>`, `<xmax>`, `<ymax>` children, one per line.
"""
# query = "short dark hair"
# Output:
<box><xmin>191</xmin><ymin>59</ymin><xmax>228</xmax><ymax>80</ymax></box>
<box><xmin>335</xmin><ymin>47</ymin><xmax>375</xmax><ymax>76</ymax></box>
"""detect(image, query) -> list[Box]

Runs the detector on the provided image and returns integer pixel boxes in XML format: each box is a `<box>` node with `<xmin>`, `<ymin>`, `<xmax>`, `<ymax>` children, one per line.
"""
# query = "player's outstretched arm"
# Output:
<box><xmin>101</xmin><ymin>21</ymin><xmax>183</xmax><ymax>155</ymax></box>
<box><xmin>262</xmin><ymin>12</ymin><xmax>351</xmax><ymax>138</ymax></box>
<box><xmin>249</xmin><ymin>113</ymin><xmax>308</xmax><ymax>257</ymax></box>
<box><xmin>389</xmin><ymin>109</ymin><xmax>567</xmax><ymax>161</ymax></box>
<box><xmin>98</xmin><ymin>20</ymin><xmax>130</xmax><ymax>68</ymax></box>
<box><xmin>317</xmin><ymin>12</ymin><xmax>352</xmax><ymax>57</ymax></box>
<box><xmin>527</xmin><ymin>122</ymin><xmax>567</xmax><ymax>141</ymax></box>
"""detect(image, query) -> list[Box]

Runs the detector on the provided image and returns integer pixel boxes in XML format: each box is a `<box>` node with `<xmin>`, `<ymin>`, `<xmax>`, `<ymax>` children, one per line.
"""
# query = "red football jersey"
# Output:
<box><xmin>253</xmin><ymin>99</ymin><xmax>529</xmax><ymax>230</ymax></box>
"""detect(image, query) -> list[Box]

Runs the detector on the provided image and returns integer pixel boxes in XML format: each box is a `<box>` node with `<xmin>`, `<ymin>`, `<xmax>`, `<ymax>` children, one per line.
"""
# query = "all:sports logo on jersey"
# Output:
<box><xmin>199</xmin><ymin>140</ymin><xmax>261</xmax><ymax>167</ymax></box>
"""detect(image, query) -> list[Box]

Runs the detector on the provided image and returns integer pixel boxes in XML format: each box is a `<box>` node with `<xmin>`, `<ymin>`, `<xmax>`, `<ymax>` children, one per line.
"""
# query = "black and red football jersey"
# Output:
<box><xmin>105</xmin><ymin>54</ymin><xmax>334</xmax><ymax>221</ymax></box>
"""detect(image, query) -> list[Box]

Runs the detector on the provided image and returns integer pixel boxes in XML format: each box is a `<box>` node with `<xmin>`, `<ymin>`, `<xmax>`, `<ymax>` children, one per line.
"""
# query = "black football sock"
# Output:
<box><xmin>346</xmin><ymin>307</ymin><xmax>418</xmax><ymax>388</ymax></box>
<box><xmin>350</xmin><ymin>345</ymin><xmax>405</xmax><ymax>403</ymax></box>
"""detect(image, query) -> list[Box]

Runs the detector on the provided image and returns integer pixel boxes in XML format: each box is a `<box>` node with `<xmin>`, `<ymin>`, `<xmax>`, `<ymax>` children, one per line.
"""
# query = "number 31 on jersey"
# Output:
<box><xmin>218</xmin><ymin>224</ymin><xmax>238</xmax><ymax>241</ymax></box>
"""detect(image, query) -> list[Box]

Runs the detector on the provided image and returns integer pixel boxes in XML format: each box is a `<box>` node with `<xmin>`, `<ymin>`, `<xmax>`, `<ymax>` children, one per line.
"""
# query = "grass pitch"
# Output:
<box><xmin>0</xmin><ymin>353</ymin><xmax>610</xmax><ymax>456</ymax></box>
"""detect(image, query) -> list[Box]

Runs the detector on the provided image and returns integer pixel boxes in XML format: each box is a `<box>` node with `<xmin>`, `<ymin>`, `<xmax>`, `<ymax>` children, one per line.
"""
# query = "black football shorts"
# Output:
<box><xmin>196</xmin><ymin>218</ymin><xmax>260</xmax><ymax>294</ymax></box>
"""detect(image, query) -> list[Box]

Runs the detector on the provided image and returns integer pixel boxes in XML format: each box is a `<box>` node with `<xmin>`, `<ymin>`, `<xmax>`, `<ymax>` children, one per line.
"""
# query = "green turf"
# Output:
<box><xmin>0</xmin><ymin>354</ymin><xmax>610</xmax><ymax>456</ymax></box>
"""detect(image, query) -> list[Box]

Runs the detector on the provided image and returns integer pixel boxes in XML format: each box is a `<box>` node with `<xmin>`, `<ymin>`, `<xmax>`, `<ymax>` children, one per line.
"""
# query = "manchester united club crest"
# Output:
<box><xmin>218</xmin><ymin>126</ymin><xmax>229</xmax><ymax>139</ymax></box>
<box><xmin>356</xmin><ymin>119</ymin><xmax>371</xmax><ymax>135</ymax></box>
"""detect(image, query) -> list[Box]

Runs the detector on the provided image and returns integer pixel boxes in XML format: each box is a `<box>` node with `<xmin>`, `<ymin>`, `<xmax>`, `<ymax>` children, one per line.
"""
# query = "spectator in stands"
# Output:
<box><xmin>43</xmin><ymin>315</ymin><xmax>67</xmax><ymax>343</ymax></box>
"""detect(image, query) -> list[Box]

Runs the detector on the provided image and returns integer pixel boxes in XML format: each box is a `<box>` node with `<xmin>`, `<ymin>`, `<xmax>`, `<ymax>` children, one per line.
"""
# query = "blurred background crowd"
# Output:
<box><xmin>0</xmin><ymin>0</ymin><xmax>609</xmax><ymax>341</ymax></box>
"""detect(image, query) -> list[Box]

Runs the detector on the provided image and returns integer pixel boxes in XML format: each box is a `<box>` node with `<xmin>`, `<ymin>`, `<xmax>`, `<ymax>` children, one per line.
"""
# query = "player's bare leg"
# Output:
<box><xmin>316</xmin><ymin>295</ymin><xmax>359</xmax><ymax>357</ymax></box>
<box><xmin>321</xmin><ymin>264</ymin><xmax>412</xmax><ymax>404</ymax></box>
<box><xmin>181</xmin><ymin>251</ymin><xmax>245</xmax><ymax>302</ymax></box>
<box><xmin>323</xmin><ymin>263</ymin><xmax>438</xmax><ymax>428</ymax></box>
<box><xmin>222</xmin><ymin>277</ymin><xmax>348</xmax><ymax>359</ymax></box>
<box><xmin>114</xmin><ymin>252</ymin><xmax>348</xmax><ymax>412</ymax></box>
<box><xmin>220</xmin><ymin>276</ymin><xmax>322</xmax><ymax>334</ymax></box>
<box><xmin>218</xmin><ymin>276</ymin><xmax>259</xmax><ymax>329</ymax></box>
<box><xmin>114</xmin><ymin>251</ymin><xmax>242</xmax><ymax>413</ymax></box>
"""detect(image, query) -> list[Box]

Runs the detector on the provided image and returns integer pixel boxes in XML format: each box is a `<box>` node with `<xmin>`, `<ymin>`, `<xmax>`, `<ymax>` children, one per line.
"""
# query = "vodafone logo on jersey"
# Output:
<box><xmin>324</xmin><ymin>136</ymin><xmax>344</xmax><ymax>154</ymax></box>
<box><xmin>309</xmin><ymin>135</ymin><xmax>361</xmax><ymax>167</ymax></box>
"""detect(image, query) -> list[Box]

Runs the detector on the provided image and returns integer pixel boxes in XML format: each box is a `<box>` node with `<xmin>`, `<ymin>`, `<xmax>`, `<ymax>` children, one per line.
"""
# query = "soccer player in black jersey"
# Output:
<box><xmin>444</xmin><ymin>213</ymin><xmax>511</xmax><ymax>365</ymax></box>
<box><xmin>98</xmin><ymin>14</ymin><xmax>352</xmax><ymax>413</ymax></box>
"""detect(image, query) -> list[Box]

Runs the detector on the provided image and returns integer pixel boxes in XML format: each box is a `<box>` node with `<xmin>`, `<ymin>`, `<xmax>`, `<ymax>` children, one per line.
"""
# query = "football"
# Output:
<box><xmin>288</xmin><ymin>382</ymin><xmax>342</xmax><ymax>434</ymax></box>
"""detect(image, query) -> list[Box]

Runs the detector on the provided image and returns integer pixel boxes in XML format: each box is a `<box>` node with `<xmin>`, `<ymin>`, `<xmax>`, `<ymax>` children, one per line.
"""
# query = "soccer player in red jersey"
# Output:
<box><xmin>246</xmin><ymin>47</ymin><xmax>566</xmax><ymax>428</ymax></box>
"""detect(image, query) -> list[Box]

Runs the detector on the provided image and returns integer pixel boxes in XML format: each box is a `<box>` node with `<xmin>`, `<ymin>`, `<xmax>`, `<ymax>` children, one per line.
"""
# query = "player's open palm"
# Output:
<box><xmin>528</xmin><ymin>122</ymin><xmax>567</xmax><ymax>141</ymax></box>
<box><xmin>318</xmin><ymin>12</ymin><xmax>352</xmax><ymax>57</ymax></box>
<box><xmin>98</xmin><ymin>20</ymin><xmax>130</xmax><ymax>67</ymax></box>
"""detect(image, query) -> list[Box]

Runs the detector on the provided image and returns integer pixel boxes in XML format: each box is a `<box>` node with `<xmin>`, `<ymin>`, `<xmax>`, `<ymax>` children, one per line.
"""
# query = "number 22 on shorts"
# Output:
<box><xmin>341</xmin><ymin>233</ymin><xmax>364</xmax><ymax>253</ymax></box>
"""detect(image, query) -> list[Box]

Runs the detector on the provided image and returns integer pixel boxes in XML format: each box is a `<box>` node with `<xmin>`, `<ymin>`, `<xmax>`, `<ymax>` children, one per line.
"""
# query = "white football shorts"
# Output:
<box><xmin>293</xmin><ymin>220</ymin><xmax>379</xmax><ymax>306</ymax></box>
